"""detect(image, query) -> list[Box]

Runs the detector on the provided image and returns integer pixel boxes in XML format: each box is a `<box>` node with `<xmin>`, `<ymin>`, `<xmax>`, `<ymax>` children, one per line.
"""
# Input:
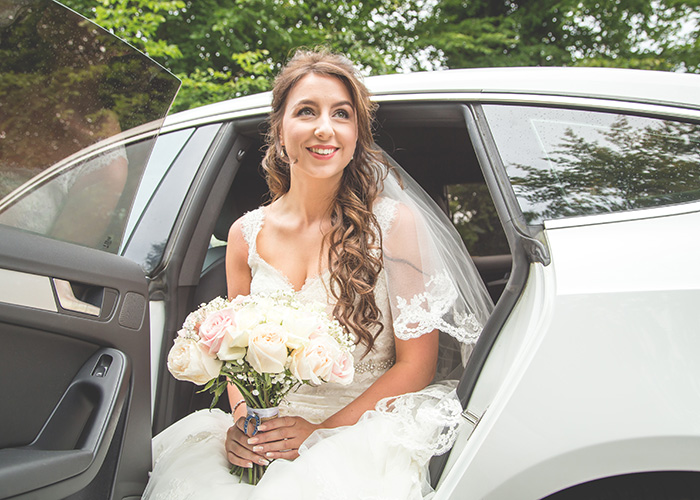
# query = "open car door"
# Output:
<box><xmin>0</xmin><ymin>2</ymin><xmax>180</xmax><ymax>498</ymax></box>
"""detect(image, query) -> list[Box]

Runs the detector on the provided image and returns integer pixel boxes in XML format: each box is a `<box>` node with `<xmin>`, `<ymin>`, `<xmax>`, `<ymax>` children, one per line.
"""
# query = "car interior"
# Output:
<box><xmin>176</xmin><ymin>101</ymin><xmax>512</xmax><ymax>415</ymax></box>
<box><xmin>142</xmin><ymin>99</ymin><xmax>522</xmax><ymax>494</ymax></box>
<box><xmin>196</xmin><ymin>102</ymin><xmax>511</xmax><ymax>306</ymax></box>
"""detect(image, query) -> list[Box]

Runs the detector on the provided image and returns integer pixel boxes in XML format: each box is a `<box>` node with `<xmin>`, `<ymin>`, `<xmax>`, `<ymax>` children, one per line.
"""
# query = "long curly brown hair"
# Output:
<box><xmin>262</xmin><ymin>48</ymin><xmax>388</xmax><ymax>352</ymax></box>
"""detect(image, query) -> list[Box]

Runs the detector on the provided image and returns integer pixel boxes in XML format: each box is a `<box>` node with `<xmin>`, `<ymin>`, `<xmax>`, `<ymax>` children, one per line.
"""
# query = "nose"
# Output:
<box><xmin>314</xmin><ymin>114</ymin><xmax>334</xmax><ymax>140</ymax></box>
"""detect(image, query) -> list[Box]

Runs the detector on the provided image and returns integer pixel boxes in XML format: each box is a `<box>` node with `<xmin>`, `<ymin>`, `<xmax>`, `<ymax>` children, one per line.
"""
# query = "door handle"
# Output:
<box><xmin>53</xmin><ymin>278</ymin><xmax>102</xmax><ymax>316</ymax></box>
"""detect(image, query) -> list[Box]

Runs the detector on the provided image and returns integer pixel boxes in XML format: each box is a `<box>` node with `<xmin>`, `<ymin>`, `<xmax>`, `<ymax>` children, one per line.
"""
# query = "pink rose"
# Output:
<box><xmin>198</xmin><ymin>307</ymin><xmax>237</xmax><ymax>355</ymax></box>
<box><xmin>290</xmin><ymin>335</ymin><xmax>340</xmax><ymax>385</ymax></box>
<box><xmin>329</xmin><ymin>350</ymin><xmax>354</xmax><ymax>385</ymax></box>
<box><xmin>246</xmin><ymin>324</ymin><xmax>289</xmax><ymax>374</ymax></box>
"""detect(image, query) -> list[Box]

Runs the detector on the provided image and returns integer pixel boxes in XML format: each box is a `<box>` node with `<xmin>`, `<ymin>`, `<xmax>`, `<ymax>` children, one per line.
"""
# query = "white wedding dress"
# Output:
<box><xmin>142</xmin><ymin>198</ymin><xmax>466</xmax><ymax>500</ymax></box>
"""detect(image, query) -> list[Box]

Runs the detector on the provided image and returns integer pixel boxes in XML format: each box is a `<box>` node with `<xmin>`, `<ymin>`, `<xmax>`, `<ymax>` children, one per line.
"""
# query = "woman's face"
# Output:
<box><xmin>279</xmin><ymin>73</ymin><xmax>358</xmax><ymax>185</ymax></box>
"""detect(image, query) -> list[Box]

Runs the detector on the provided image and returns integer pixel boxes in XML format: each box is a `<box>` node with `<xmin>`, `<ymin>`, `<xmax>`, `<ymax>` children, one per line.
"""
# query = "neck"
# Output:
<box><xmin>278</xmin><ymin>176</ymin><xmax>341</xmax><ymax>226</ymax></box>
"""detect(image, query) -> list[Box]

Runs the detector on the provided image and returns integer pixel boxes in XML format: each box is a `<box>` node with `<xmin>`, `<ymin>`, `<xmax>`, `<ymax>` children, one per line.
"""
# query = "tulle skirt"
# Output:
<box><xmin>142</xmin><ymin>383</ymin><xmax>462</xmax><ymax>500</ymax></box>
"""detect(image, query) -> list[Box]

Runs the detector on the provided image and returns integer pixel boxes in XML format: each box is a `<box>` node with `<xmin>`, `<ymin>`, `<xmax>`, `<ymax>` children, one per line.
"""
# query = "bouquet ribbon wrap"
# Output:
<box><xmin>244</xmin><ymin>406</ymin><xmax>279</xmax><ymax>436</ymax></box>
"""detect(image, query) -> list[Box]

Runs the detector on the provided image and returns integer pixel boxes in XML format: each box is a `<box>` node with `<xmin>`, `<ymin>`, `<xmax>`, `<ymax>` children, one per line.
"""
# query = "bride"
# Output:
<box><xmin>143</xmin><ymin>49</ymin><xmax>492</xmax><ymax>500</ymax></box>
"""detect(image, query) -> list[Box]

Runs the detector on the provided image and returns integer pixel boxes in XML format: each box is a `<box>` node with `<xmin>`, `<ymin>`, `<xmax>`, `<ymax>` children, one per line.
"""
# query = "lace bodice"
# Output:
<box><xmin>239</xmin><ymin>199</ymin><xmax>398</xmax><ymax>424</ymax></box>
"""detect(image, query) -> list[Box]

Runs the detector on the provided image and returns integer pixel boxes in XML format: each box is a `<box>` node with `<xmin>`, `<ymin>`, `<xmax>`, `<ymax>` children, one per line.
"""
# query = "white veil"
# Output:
<box><xmin>378</xmin><ymin>155</ymin><xmax>494</xmax><ymax>380</ymax></box>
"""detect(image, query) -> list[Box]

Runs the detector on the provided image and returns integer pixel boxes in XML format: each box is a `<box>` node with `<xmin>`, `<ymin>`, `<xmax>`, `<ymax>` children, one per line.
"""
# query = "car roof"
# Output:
<box><xmin>163</xmin><ymin>67</ymin><xmax>700</xmax><ymax>129</ymax></box>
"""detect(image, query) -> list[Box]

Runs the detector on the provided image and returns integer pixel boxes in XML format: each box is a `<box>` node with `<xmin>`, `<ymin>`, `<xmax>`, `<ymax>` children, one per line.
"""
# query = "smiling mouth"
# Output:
<box><xmin>308</xmin><ymin>147</ymin><xmax>338</xmax><ymax>156</ymax></box>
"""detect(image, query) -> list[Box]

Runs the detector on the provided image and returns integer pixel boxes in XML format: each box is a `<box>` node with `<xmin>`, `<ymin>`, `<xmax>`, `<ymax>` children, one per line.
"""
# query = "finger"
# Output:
<box><xmin>263</xmin><ymin>448</ymin><xmax>300</xmax><ymax>461</ymax></box>
<box><xmin>226</xmin><ymin>438</ymin><xmax>270</xmax><ymax>467</ymax></box>
<box><xmin>257</xmin><ymin>416</ymin><xmax>296</xmax><ymax>433</ymax></box>
<box><xmin>235</xmin><ymin>416</ymin><xmax>261</xmax><ymax>437</ymax></box>
<box><xmin>247</xmin><ymin>425</ymin><xmax>296</xmax><ymax>446</ymax></box>
<box><xmin>226</xmin><ymin>426</ymin><xmax>269</xmax><ymax>467</ymax></box>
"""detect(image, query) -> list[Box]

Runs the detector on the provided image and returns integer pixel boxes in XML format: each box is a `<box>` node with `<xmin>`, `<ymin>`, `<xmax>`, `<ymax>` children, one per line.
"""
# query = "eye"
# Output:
<box><xmin>295</xmin><ymin>106</ymin><xmax>314</xmax><ymax>117</ymax></box>
<box><xmin>334</xmin><ymin>109</ymin><xmax>351</xmax><ymax>119</ymax></box>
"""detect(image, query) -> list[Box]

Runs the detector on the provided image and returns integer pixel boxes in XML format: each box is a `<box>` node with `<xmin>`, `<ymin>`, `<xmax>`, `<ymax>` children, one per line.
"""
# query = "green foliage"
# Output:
<box><xmin>415</xmin><ymin>0</ymin><xmax>700</xmax><ymax>72</ymax></box>
<box><xmin>448</xmin><ymin>183</ymin><xmax>510</xmax><ymax>256</ymax></box>
<box><xmin>60</xmin><ymin>0</ymin><xmax>699</xmax><ymax>112</ymax></box>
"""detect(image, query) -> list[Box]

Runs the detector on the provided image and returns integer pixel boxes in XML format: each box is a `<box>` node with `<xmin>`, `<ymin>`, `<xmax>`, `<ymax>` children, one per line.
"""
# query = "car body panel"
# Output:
<box><xmin>437</xmin><ymin>207</ymin><xmax>700</xmax><ymax>499</ymax></box>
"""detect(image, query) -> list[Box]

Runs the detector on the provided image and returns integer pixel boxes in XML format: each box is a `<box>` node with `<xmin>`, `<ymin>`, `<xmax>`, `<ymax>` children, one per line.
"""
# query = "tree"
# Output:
<box><xmin>412</xmin><ymin>0</ymin><xmax>700</xmax><ymax>72</ymax></box>
<box><xmin>62</xmin><ymin>0</ymin><xmax>424</xmax><ymax>111</ymax></box>
<box><xmin>60</xmin><ymin>0</ymin><xmax>699</xmax><ymax>112</ymax></box>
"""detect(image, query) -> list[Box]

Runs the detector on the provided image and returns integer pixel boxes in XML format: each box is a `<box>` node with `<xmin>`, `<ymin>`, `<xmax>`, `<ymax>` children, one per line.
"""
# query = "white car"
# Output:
<box><xmin>1</xmin><ymin>2</ymin><xmax>699</xmax><ymax>499</ymax></box>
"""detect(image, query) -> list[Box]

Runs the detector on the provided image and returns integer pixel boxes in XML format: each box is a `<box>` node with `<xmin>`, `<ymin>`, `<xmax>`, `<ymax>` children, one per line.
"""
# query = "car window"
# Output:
<box><xmin>0</xmin><ymin>0</ymin><xmax>179</xmax><ymax>252</ymax></box>
<box><xmin>0</xmin><ymin>138</ymin><xmax>156</xmax><ymax>252</ymax></box>
<box><xmin>447</xmin><ymin>182</ymin><xmax>509</xmax><ymax>257</ymax></box>
<box><xmin>483</xmin><ymin>105</ymin><xmax>700</xmax><ymax>224</ymax></box>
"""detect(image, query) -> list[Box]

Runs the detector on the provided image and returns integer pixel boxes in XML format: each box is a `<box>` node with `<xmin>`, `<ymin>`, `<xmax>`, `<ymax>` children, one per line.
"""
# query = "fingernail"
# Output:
<box><xmin>253</xmin><ymin>446</ymin><xmax>263</xmax><ymax>452</ymax></box>
<box><xmin>248</xmin><ymin>438</ymin><xmax>258</xmax><ymax>445</ymax></box>
<box><xmin>245</xmin><ymin>462</ymin><xmax>253</xmax><ymax>469</ymax></box>
<box><xmin>258</xmin><ymin>425</ymin><xmax>266</xmax><ymax>432</ymax></box>
<box><xmin>265</xmin><ymin>452</ymin><xmax>274</xmax><ymax>458</ymax></box>
<box><xmin>258</xmin><ymin>459</ymin><xmax>269</xmax><ymax>466</ymax></box>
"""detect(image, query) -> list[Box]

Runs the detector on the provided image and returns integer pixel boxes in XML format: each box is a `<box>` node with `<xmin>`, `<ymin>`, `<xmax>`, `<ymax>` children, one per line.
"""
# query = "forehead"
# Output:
<box><xmin>285</xmin><ymin>73</ymin><xmax>353</xmax><ymax>108</ymax></box>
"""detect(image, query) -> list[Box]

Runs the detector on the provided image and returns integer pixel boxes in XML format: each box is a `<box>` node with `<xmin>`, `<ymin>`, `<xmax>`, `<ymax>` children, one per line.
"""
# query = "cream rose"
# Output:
<box><xmin>245</xmin><ymin>323</ymin><xmax>289</xmax><ymax>374</ymax></box>
<box><xmin>290</xmin><ymin>334</ymin><xmax>340</xmax><ymax>385</ymax></box>
<box><xmin>167</xmin><ymin>336</ymin><xmax>222</xmax><ymax>385</ymax></box>
<box><xmin>198</xmin><ymin>307</ymin><xmax>236</xmax><ymax>355</ymax></box>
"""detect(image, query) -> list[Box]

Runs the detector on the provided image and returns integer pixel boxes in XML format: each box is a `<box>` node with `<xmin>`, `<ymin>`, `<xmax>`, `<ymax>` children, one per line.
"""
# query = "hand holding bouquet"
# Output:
<box><xmin>166</xmin><ymin>292</ymin><xmax>355</xmax><ymax>483</ymax></box>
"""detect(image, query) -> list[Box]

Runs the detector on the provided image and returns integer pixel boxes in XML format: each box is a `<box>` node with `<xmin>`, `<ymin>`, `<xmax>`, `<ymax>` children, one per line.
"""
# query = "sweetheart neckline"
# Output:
<box><xmin>250</xmin><ymin>207</ymin><xmax>329</xmax><ymax>294</ymax></box>
<box><xmin>255</xmin><ymin>256</ymin><xmax>329</xmax><ymax>294</ymax></box>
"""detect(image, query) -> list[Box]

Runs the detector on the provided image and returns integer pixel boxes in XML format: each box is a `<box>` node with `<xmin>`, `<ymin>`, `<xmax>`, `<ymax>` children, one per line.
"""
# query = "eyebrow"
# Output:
<box><xmin>292</xmin><ymin>99</ymin><xmax>354</xmax><ymax>109</ymax></box>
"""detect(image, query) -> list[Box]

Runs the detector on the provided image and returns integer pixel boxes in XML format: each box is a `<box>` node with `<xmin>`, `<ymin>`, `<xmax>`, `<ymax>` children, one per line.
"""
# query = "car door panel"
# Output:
<box><xmin>0</xmin><ymin>227</ymin><xmax>151</xmax><ymax>500</ymax></box>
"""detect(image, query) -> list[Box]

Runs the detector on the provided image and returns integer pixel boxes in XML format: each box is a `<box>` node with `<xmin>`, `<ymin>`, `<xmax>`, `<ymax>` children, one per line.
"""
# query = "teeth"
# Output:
<box><xmin>309</xmin><ymin>147</ymin><xmax>336</xmax><ymax>155</ymax></box>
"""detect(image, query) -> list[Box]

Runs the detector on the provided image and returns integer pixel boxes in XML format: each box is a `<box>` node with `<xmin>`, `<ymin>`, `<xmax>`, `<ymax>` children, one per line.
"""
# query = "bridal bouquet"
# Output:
<box><xmin>166</xmin><ymin>292</ymin><xmax>355</xmax><ymax>483</ymax></box>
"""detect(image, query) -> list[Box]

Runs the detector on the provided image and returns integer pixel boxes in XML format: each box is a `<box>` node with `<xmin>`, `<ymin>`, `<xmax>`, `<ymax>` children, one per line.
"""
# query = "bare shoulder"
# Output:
<box><xmin>227</xmin><ymin>216</ymin><xmax>250</xmax><ymax>264</ymax></box>
<box><xmin>226</xmin><ymin>215</ymin><xmax>253</xmax><ymax>297</ymax></box>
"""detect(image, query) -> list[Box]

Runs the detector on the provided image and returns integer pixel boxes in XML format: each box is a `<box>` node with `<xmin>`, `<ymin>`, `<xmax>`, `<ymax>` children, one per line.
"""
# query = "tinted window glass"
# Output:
<box><xmin>483</xmin><ymin>105</ymin><xmax>700</xmax><ymax>224</ymax></box>
<box><xmin>0</xmin><ymin>0</ymin><xmax>179</xmax><ymax>251</ymax></box>
<box><xmin>0</xmin><ymin>138</ymin><xmax>156</xmax><ymax>252</ymax></box>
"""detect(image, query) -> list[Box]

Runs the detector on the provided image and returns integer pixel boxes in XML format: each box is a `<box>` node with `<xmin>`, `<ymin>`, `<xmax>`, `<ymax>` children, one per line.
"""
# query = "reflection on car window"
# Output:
<box><xmin>121</xmin><ymin>124</ymin><xmax>222</xmax><ymax>273</ymax></box>
<box><xmin>0</xmin><ymin>0</ymin><xmax>178</xmax><ymax>251</ymax></box>
<box><xmin>0</xmin><ymin>138</ymin><xmax>157</xmax><ymax>252</ymax></box>
<box><xmin>484</xmin><ymin>105</ymin><xmax>700</xmax><ymax>224</ymax></box>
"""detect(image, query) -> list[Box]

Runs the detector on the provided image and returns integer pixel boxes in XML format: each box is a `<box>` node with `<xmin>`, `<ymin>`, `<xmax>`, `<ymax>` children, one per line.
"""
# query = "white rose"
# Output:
<box><xmin>217</xmin><ymin>326</ymin><xmax>249</xmax><ymax>361</ymax></box>
<box><xmin>245</xmin><ymin>323</ymin><xmax>289</xmax><ymax>374</ymax></box>
<box><xmin>282</xmin><ymin>309</ymin><xmax>319</xmax><ymax>349</ymax></box>
<box><xmin>167</xmin><ymin>336</ymin><xmax>222</xmax><ymax>385</ymax></box>
<box><xmin>290</xmin><ymin>334</ymin><xmax>340</xmax><ymax>385</ymax></box>
<box><xmin>234</xmin><ymin>304</ymin><xmax>263</xmax><ymax>331</ymax></box>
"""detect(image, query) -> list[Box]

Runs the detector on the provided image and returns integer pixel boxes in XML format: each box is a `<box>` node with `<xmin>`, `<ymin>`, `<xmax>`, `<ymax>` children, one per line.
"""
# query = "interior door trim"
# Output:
<box><xmin>0</xmin><ymin>268</ymin><xmax>56</xmax><ymax>312</ymax></box>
